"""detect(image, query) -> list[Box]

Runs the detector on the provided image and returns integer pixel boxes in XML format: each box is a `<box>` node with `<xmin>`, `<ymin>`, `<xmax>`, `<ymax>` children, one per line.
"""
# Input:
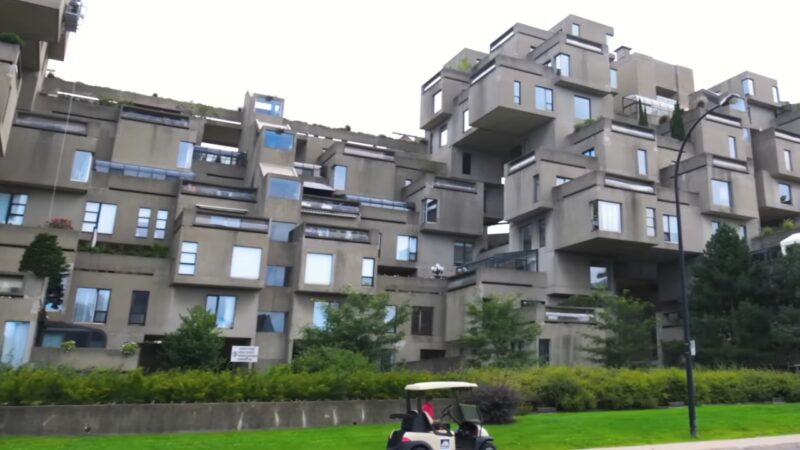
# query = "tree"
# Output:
<box><xmin>462</xmin><ymin>295</ymin><xmax>541</xmax><ymax>367</ymax></box>
<box><xmin>670</xmin><ymin>103</ymin><xmax>686</xmax><ymax>140</ymax></box>
<box><xmin>577</xmin><ymin>290</ymin><xmax>656</xmax><ymax>367</ymax></box>
<box><xmin>19</xmin><ymin>233</ymin><xmax>69</xmax><ymax>309</ymax></box>
<box><xmin>300</xmin><ymin>291</ymin><xmax>410</xmax><ymax>366</ymax></box>
<box><xmin>162</xmin><ymin>306</ymin><xmax>225</xmax><ymax>371</ymax></box>
<box><xmin>638</xmin><ymin>100</ymin><xmax>649</xmax><ymax>127</ymax></box>
<box><xmin>291</xmin><ymin>346</ymin><xmax>373</xmax><ymax>373</ymax></box>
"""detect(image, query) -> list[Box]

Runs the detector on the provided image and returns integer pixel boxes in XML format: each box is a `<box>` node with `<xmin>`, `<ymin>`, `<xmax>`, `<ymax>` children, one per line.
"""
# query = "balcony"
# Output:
<box><xmin>301</xmin><ymin>196</ymin><xmax>360</xmax><ymax>218</ymax></box>
<box><xmin>302</xmin><ymin>224</ymin><xmax>370</xmax><ymax>243</ymax></box>
<box><xmin>193</xmin><ymin>145</ymin><xmax>245</xmax><ymax>166</ymax></box>
<box><xmin>120</xmin><ymin>106</ymin><xmax>190</xmax><ymax>129</ymax></box>
<box><xmin>419</xmin><ymin>69</ymin><xmax>470</xmax><ymax>130</ymax></box>
<box><xmin>181</xmin><ymin>181</ymin><xmax>256</xmax><ymax>202</ymax></box>
<box><xmin>622</xmin><ymin>95</ymin><xmax>677</xmax><ymax>119</ymax></box>
<box><xmin>455</xmin><ymin>250</ymin><xmax>539</xmax><ymax>274</ymax></box>
<box><xmin>194</xmin><ymin>214</ymin><xmax>269</xmax><ymax>233</ymax></box>
<box><xmin>0</xmin><ymin>0</ymin><xmax>65</xmax><ymax>44</ymax></box>
<box><xmin>96</xmin><ymin>160</ymin><xmax>194</xmax><ymax>181</ymax></box>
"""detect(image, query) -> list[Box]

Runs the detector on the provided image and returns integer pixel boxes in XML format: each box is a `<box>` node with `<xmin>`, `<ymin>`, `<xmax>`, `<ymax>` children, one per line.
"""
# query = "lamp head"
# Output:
<box><xmin>721</xmin><ymin>93</ymin><xmax>743</xmax><ymax>106</ymax></box>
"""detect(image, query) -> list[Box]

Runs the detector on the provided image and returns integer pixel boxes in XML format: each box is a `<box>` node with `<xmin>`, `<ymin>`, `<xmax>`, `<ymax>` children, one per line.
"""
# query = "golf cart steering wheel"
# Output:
<box><xmin>439</xmin><ymin>404</ymin><xmax>459</xmax><ymax>424</ymax></box>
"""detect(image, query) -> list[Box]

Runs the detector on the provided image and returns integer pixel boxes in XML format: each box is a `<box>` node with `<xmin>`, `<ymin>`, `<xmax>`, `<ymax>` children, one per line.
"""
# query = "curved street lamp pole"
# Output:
<box><xmin>672</xmin><ymin>91</ymin><xmax>742</xmax><ymax>438</ymax></box>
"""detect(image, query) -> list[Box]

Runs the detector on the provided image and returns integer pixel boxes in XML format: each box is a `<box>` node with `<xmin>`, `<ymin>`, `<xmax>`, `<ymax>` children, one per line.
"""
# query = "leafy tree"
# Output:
<box><xmin>638</xmin><ymin>100</ymin><xmax>649</xmax><ymax>126</ymax></box>
<box><xmin>462</xmin><ymin>295</ymin><xmax>541</xmax><ymax>367</ymax></box>
<box><xmin>670</xmin><ymin>103</ymin><xmax>686</xmax><ymax>140</ymax></box>
<box><xmin>300</xmin><ymin>291</ymin><xmax>409</xmax><ymax>366</ymax></box>
<box><xmin>162</xmin><ymin>306</ymin><xmax>225</xmax><ymax>371</ymax></box>
<box><xmin>580</xmin><ymin>291</ymin><xmax>656</xmax><ymax>367</ymax></box>
<box><xmin>291</xmin><ymin>346</ymin><xmax>373</xmax><ymax>373</ymax></box>
<box><xmin>19</xmin><ymin>233</ymin><xmax>69</xmax><ymax>309</ymax></box>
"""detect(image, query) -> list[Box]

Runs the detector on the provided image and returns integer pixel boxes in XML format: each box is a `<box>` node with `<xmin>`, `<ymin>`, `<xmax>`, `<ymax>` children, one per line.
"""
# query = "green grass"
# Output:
<box><xmin>2</xmin><ymin>403</ymin><xmax>800</xmax><ymax>450</ymax></box>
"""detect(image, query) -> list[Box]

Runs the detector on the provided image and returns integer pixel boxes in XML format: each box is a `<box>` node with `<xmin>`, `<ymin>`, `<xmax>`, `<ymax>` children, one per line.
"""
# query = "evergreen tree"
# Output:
<box><xmin>462</xmin><ymin>295</ymin><xmax>541</xmax><ymax>367</ymax></box>
<box><xmin>638</xmin><ymin>100</ymin><xmax>649</xmax><ymax>126</ymax></box>
<box><xmin>670</xmin><ymin>103</ymin><xmax>686</xmax><ymax>140</ymax></box>
<box><xmin>18</xmin><ymin>233</ymin><xmax>69</xmax><ymax>309</ymax></box>
<box><xmin>162</xmin><ymin>306</ymin><xmax>225</xmax><ymax>370</ymax></box>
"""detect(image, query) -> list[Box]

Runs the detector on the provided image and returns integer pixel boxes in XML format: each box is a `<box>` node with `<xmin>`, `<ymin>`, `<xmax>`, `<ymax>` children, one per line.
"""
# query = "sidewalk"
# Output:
<box><xmin>584</xmin><ymin>434</ymin><xmax>800</xmax><ymax>450</ymax></box>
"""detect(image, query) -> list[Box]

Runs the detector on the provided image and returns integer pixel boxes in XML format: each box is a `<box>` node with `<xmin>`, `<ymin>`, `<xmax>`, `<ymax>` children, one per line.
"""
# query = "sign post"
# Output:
<box><xmin>231</xmin><ymin>345</ymin><xmax>259</xmax><ymax>370</ymax></box>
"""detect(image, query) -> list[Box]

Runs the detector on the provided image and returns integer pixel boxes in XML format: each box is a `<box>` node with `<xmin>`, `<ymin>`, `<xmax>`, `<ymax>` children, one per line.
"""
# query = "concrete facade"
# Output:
<box><xmin>1</xmin><ymin>9</ymin><xmax>799</xmax><ymax>369</ymax></box>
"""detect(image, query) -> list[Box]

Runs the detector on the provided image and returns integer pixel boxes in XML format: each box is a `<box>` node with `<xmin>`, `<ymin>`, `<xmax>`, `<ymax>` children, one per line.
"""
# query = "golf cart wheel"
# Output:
<box><xmin>479</xmin><ymin>443</ymin><xmax>497</xmax><ymax>450</ymax></box>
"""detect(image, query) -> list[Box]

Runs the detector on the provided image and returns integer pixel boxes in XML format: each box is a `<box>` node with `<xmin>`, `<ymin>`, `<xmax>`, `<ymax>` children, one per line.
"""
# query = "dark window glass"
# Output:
<box><xmin>270</xmin><ymin>221</ymin><xmax>296</xmax><ymax>242</ymax></box>
<box><xmin>462</xmin><ymin>152</ymin><xmax>472</xmax><ymax>175</ymax></box>
<box><xmin>411</xmin><ymin>306</ymin><xmax>434</xmax><ymax>336</ymax></box>
<box><xmin>128</xmin><ymin>291</ymin><xmax>149</xmax><ymax>325</ymax></box>
<box><xmin>257</xmin><ymin>311</ymin><xmax>286</xmax><ymax>333</ymax></box>
<box><xmin>266</xmin><ymin>265</ymin><xmax>291</xmax><ymax>287</ymax></box>
<box><xmin>264</xmin><ymin>131</ymin><xmax>294</xmax><ymax>150</ymax></box>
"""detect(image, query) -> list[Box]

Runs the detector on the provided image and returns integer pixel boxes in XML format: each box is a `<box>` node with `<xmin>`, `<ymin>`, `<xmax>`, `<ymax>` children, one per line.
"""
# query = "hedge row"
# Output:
<box><xmin>1</xmin><ymin>366</ymin><xmax>799</xmax><ymax>411</ymax></box>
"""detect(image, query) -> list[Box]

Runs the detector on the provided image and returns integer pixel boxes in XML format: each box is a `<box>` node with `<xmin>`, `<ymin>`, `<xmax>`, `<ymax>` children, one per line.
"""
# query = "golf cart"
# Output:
<box><xmin>386</xmin><ymin>381</ymin><xmax>497</xmax><ymax>450</ymax></box>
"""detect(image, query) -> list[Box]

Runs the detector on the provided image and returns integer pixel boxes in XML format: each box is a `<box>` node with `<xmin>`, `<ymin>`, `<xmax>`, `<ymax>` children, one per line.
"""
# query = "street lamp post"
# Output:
<box><xmin>672</xmin><ymin>90</ymin><xmax>742</xmax><ymax>438</ymax></box>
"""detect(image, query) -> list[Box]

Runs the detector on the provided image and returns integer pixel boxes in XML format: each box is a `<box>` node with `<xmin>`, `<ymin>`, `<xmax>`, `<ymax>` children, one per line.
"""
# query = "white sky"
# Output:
<box><xmin>50</xmin><ymin>0</ymin><xmax>800</xmax><ymax>137</ymax></box>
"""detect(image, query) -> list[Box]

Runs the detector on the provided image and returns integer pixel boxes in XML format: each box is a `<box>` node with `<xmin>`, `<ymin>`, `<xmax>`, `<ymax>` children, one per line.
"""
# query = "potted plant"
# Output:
<box><xmin>60</xmin><ymin>340</ymin><xmax>76</xmax><ymax>351</ymax></box>
<box><xmin>121</xmin><ymin>342</ymin><xmax>139</xmax><ymax>357</ymax></box>
<box><xmin>46</xmin><ymin>217</ymin><xmax>74</xmax><ymax>230</ymax></box>
<box><xmin>0</xmin><ymin>32</ymin><xmax>23</xmax><ymax>65</ymax></box>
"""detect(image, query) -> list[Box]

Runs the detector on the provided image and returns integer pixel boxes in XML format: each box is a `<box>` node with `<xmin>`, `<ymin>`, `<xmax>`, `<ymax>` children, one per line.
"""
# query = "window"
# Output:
<box><xmin>779</xmin><ymin>183</ymin><xmax>792</xmax><ymax>205</ymax></box>
<box><xmin>743</xmin><ymin>128</ymin><xmax>751</xmax><ymax>141</ymax></box>
<box><xmin>454</xmin><ymin>241</ymin><xmax>473</xmax><ymax>266</ymax></box>
<box><xmin>81</xmin><ymin>202</ymin><xmax>117</xmax><ymax>234</ymax></box>
<box><xmin>411</xmin><ymin>306</ymin><xmax>434</xmax><ymax>336</ymax></box>
<box><xmin>784</xmin><ymin>150</ymin><xmax>793</xmax><ymax>172</ymax></box>
<box><xmin>730</xmin><ymin>97</ymin><xmax>746</xmax><ymax>112</ymax></box>
<box><xmin>646</xmin><ymin>208</ymin><xmax>656</xmax><ymax>237</ymax></box>
<box><xmin>361</xmin><ymin>258</ymin><xmax>375</xmax><ymax>287</ymax></box>
<box><xmin>230</xmin><ymin>246</ymin><xmax>262</xmax><ymax>280</ymax></box>
<box><xmin>462</xmin><ymin>109</ymin><xmax>470</xmax><ymax>132</ymax></box>
<box><xmin>404</xmin><ymin>179</ymin><xmax>412</xmax><ymax>187</ymax></box>
<box><xmin>1</xmin><ymin>321</ymin><xmax>31</xmax><ymax>368</ymax></box>
<box><xmin>0</xmin><ymin>193</ymin><xmax>28</xmax><ymax>225</ymax></box>
<box><xmin>128</xmin><ymin>291</ymin><xmax>149</xmax><ymax>325</ymax></box>
<box><xmin>663</xmin><ymin>214</ymin><xmax>679</xmax><ymax>243</ymax></box>
<box><xmin>462</xmin><ymin>152</ymin><xmax>472</xmax><ymax>175</ymax></box>
<box><xmin>556</xmin><ymin>176</ymin><xmax>572</xmax><ymax>186</ymax></box>
<box><xmin>583</xmin><ymin>148</ymin><xmax>596</xmax><ymax>158</ymax></box>
<box><xmin>535</xmin><ymin>86</ymin><xmax>554</xmax><ymax>111</ymax></box>
<box><xmin>420</xmin><ymin>349</ymin><xmax>446</xmax><ymax>360</ymax></box>
<box><xmin>538</xmin><ymin>219</ymin><xmax>546</xmax><ymax>247</ymax></box>
<box><xmin>571</xmin><ymin>23</ymin><xmax>580</xmax><ymax>36</ymax></box>
<box><xmin>332</xmin><ymin>165</ymin><xmax>347</xmax><ymax>191</ymax></box>
<box><xmin>206</xmin><ymin>295</ymin><xmax>236</xmax><ymax>329</ymax></box>
<box><xmin>73</xmin><ymin>288</ymin><xmax>111</xmax><ymax>323</ymax></box>
<box><xmin>513</xmin><ymin>80</ymin><xmax>521</xmax><ymax>104</ymax></box>
<box><xmin>738</xmin><ymin>225</ymin><xmax>747</xmax><ymax>240</ymax></box>
<box><xmin>422</xmin><ymin>198</ymin><xmax>438</xmax><ymax>224</ymax></box>
<box><xmin>154</xmin><ymin>209</ymin><xmax>168</xmax><ymax>239</ymax></box>
<box><xmin>385</xmin><ymin>305</ymin><xmax>398</xmax><ymax>334</ymax></box>
<box><xmin>264</xmin><ymin>131</ymin><xmax>294</xmax><ymax>150</ymax></box>
<box><xmin>521</xmin><ymin>224</ymin><xmax>533</xmax><ymax>250</ymax></box>
<box><xmin>711</xmin><ymin>221</ymin><xmax>720</xmax><ymax>234</ymax></box>
<box><xmin>70</xmin><ymin>151</ymin><xmax>93</xmax><ymax>182</ymax></box>
<box><xmin>257</xmin><ymin>311</ymin><xmax>286</xmax><ymax>333</ymax></box>
<box><xmin>433</xmin><ymin>90</ymin><xmax>442</xmax><ymax>113</ymax></box>
<box><xmin>177</xmin><ymin>141</ymin><xmax>194</xmax><ymax>169</ymax></box>
<box><xmin>592</xmin><ymin>201</ymin><xmax>622</xmax><ymax>233</ymax></box>
<box><xmin>742</xmin><ymin>78</ymin><xmax>755</xmax><ymax>96</ymax></box>
<box><xmin>396</xmin><ymin>235</ymin><xmax>418</xmax><ymax>261</ymax></box>
<box><xmin>313</xmin><ymin>301</ymin><xmax>333</xmax><ymax>328</ymax></box>
<box><xmin>270</xmin><ymin>221</ymin><xmax>296</xmax><ymax>242</ymax></box>
<box><xmin>728</xmin><ymin>136</ymin><xmax>737</xmax><ymax>159</ymax></box>
<box><xmin>135</xmin><ymin>208</ymin><xmax>151</xmax><ymax>238</ymax></box>
<box><xmin>178</xmin><ymin>241</ymin><xmax>198</xmax><ymax>275</ymax></box>
<box><xmin>773</xmin><ymin>85</ymin><xmax>781</xmax><ymax>103</ymax></box>
<box><xmin>255</xmin><ymin>96</ymin><xmax>283</xmax><ymax>116</ymax></box>
<box><xmin>439</xmin><ymin>125</ymin><xmax>448</xmax><ymax>147</ymax></box>
<box><xmin>266</xmin><ymin>266</ymin><xmax>291</xmax><ymax>287</ymax></box>
<box><xmin>712</xmin><ymin>179</ymin><xmax>732</xmax><ymax>207</ymax></box>
<box><xmin>555</xmin><ymin>53</ymin><xmax>571</xmax><ymax>77</ymax></box>
<box><xmin>538</xmin><ymin>339</ymin><xmax>551</xmax><ymax>365</ymax></box>
<box><xmin>574</xmin><ymin>95</ymin><xmax>591</xmax><ymax>121</ymax></box>
<box><xmin>533</xmin><ymin>175</ymin><xmax>540</xmax><ymax>202</ymax></box>
<box><xmin>304</xmin><ymin>253</ymin><xmax>333</xmax><ymax>285</ymax></box>
<box><xmin>268</xmin><ymin>177</ymin><xmax>301</xmax><ymax>200</ymax></box>
<box><xmin>609</xmin><ymin>69</ymin><xmax>618</xmax><ymax>89</ymax></box>
<box><xmin>637</xmin><ymin>149</ymin><xmax>648</xmax><ymax>175</ymax></box>
<box><xmin>590</xmin><ymin>266</ymin><xmax>608</xmax><ymax>289</ymax></box>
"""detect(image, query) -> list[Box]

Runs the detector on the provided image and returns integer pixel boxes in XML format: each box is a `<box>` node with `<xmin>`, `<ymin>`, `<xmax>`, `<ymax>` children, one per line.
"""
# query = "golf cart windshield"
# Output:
<box><xmin>459</xmin><ymin>403</ymin><xmax>482</xmax><ymax>424</ymax></box>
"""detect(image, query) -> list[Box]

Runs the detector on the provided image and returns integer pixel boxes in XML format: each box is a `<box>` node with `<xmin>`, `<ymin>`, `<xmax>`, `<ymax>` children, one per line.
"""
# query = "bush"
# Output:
<box><xmin>466</xmin><ymin>385</ymin><xmax>521</xmax><ymax>424</ymax></box>
<box><xmin>783</xmin><ymin>218</ymin><xmax>796</xmax><ymax>231</ymax></box>
<box><xmin>291</xmin><ymin>347</ymin><xmax>374</xmax><ymax>373</ymax></box>
<box><xmin>0</xmin><ymin>32</ymin><xmax>23</xmax><ymax>46</ymax></box>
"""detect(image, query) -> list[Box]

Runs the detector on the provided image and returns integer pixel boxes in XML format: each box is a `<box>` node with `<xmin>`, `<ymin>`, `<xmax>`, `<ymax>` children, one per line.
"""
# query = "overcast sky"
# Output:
<box><xmin>50</xmin><ymin>0</ymin><xmax>799</xmax><ymax>137</ymax></box>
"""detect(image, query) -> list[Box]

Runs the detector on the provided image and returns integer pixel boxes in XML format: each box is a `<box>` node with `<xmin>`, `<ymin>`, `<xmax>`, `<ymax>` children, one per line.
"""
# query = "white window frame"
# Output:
<box><xmin>593</xmin><ymin>201</ymin><xmax>622</xmax><ymax>233</ymax></box>
<box><xmin>637</xmin><ymin>149</ymin><xmax>648</xmax><ymax>175</ymax></box>
<box><xmin>361</xmin><ymin>258</ymin><xmax>375</xmax><ymax>287</ymax></box>
<box><xmin>178</xmin><ymin>241</ymin><xmax>198</xmax><ymax>275</ymax></box>
<box><xmin>177</xmin><ymin>141</ymin><xmax>194</xmax><ymax>169</ymax></box>
<box><xmin>646</xmin><ymin>207</ymin><xmax>656</xmax><ymax>237</ymax></box>
<box><xmin>432</xmin><ymin>90</ymin><xmax>442</xmax><ymax>113</ymax></box>
<box><xmin>81</xmin><ymin>202</ymin><xmax>117</xmax><ymax>234</ymax></box>
<box><xmin>711</xmin><ymin>179</ymin><xmax>732</xmax><ymax>207</ymax></box>
<box><xmin>154</xmin><ymin>209</ymin><xmax>168</xmax><ymax>239</ymax></box>
<box><xmin>206</xmin><ymin>295</ymin><xmax>236</xmax><ymax>329</ymax></box>
<box><xmin>439</xmin><ymin>125</ymin><xmax>448</xmax><ymax>147</ymax></box>
<box><xmin>135</xmin><ymin>207</ymin><xmax>151</xmax><ymax>238</ymax></box>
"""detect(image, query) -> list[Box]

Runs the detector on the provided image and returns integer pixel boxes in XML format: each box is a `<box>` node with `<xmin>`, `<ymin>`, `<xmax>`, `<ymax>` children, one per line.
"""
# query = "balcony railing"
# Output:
<box><xmin>182</xmin><ymin>182</ymin><xmax>256</xmax><ymax>202</ymax></box>
<box><xmin>301</xmin><ymin>197</ymin><xmax>360</xmax><ymax>217</ymax></box>
<box><xmin>455</xmin><ymin>249</ymin><xmax>538</xmax><ymax>274</ymax></box>
<box><xmin>193</xmin><ymin>146</ymin><xmax>245</xmax><ymax>166</ymax></box>
<box><xmin>120</xmin><ymin>106</ymin><xmax>190</xmax><ymax>129</ymax></box>
<box><xmin>545</xmin><ymin>306</ymin><xmax>595</xmax><ymax>323</ymax></box>
<box><xmin>622</xmin><ymin>95</ymin><xmax>677</xmax><ymax>118</ymax></box>
<box><xmin>96</xmin><ymin>160</ymin><xmax>194</xmax><ymax>181</ymax></box>
<box><xmin>346</xmin><ymin>194</ymin><xmax>413</xmax><ymax>211</ymax></box>
<box><xmin>195</xmin><ymin>214</ymin><xmax>268</xmax><ymax>233</ymax></box>
<box><xmin>304</xmin><ymin>225</ymin><xmax>369</xmax><ymax>243</ymax></box>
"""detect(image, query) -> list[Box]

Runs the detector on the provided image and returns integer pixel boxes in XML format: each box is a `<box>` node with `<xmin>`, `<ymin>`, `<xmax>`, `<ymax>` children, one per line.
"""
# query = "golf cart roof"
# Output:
<box><xmin>404</xmin><ymin>381</ymin><xmax>478</xmax><ymax>391</ymax></box>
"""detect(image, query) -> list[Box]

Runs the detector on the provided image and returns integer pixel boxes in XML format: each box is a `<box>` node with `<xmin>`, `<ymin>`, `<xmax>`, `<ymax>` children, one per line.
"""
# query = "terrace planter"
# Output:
<box><xmin>0</xmin><ymin>41</ymin><xmax>20</xmax><ymax>65</ymax></box>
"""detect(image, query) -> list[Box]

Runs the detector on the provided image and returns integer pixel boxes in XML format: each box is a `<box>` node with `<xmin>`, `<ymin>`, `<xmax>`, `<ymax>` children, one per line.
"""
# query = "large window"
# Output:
<box><xmin>264</xmin><ymin>131</ymin><xmax>294</xmax><ymax>150</ymax></box>
<box><xmin>268</xmin><ymin>177</ymin><xmax>301</xmax><ymax>200</ymax></box>
<box><xmin>304</xmin><ymin>253</ymin><xmax>333</xmax><ymax>285</ymax></box>
<box><xmin>396</xmin><ymin>235</ymin><xmax>418</xmax><ymax>261</ymax></box>
<box><xmin>454</xmin><ymin>241</ymin><xmax>473</xmax><ymax>266</ymax></box>
<box><xmin>257</xmin><ymin>311</ymin><xmax>286</xmax><ymax>333</ymax></box>
<box><xmin>154</xmin><ymin>209</ymin><xmax>168</xmax><ymax>239</ymax></box>
<box><xmin>411</xmin><ymin>306</ymin><xmax>434</xmax><ymax>336</ymax></box>
<box><xmin>728</xmin><ymin>136</ymin><xmax>737</xmax><ymax>159</ymax></box>
<box><xmin>712</xmin><ymin>179</ymin><xmax>732</xmax><ymax>207</ymax></box>
<box><xmin>785</xmin><ymin>150</ymin><xmax>793</xmax><ymax>172</ymax></box>
<box><xmin>646</xmin><ymin>208</ymin><xmax>656</xmax><ymax>237</ymax></box>
<box><xmin>433</xmin><ymin>90</ymin><xmax>442</xmax><ymax>113</ymax></box>
<box><xmin>773</xmin><ymin>85</ymin><xmax>781</xmax><ymax>103</ymax></box>
<box><xmin>266</xmin><ymin>265</ymin><xmax>291</xmax><ymax>287</ymax></box>
<box><xmin>779</xmin><ymin>183</ymin><xmax>792</xmax><ymax>205</ymax></box>
<box><xmin>0</xmin><ymin>193</ymin><xmax>28</xmax><ymax>225</ymax></box>
<box><xmin>711</xmin><ymin>221</ymin><xmax>720</xmax><ymax>234</ymax></box>
<box><xmin>423</xmin><ymin>198</ymin><xmax>438</xmax><ymax>224</ymax></box>
<box><xmin>206</xmin><ymin>295</ymin><xmax>236</xmax><ymax>329</ymax></box>
<box><xmin>313</xmin><ymin>301</ymin><xmax>333</xmax><ymax>328</ymax></box>
<box><xmin>533</xmin><ymin>175</ymin><xmax>540</xmax><ymax>202</ymax></box>
<box><xmin>609</xmin><ymin>69</ymin><xmax>618</xmax><ymax>90</ymax></box>
<box><xmin>81</xmin><ymin>202</ymin><xmax>117</xmax><ymax>234</ymax></box>
<box><xmin>73</xmin><ymin>288</ymin><xmax>111</xmax><ymax>323</ymax></box>
<box><xmin>637</xmin><ymin>149</ymin><xmax>648</xmax><ymax>175</ymax></box>
<box><xmin>439</xmin><ymin>125</ymin><xmax>448</xmax><ymax>147</ymax></box>
<box><xmin>255</xmin><ymin>96</ymin><xmax>283</xmax><ymax>116</ymax></box>
<box><xmin>663</xmin><ymin>214</ymin><xmax>679</xmax><ymax>243</ymax></box>
<box><xmin>270</xmin><ymin>221</ymin><xmax>296</xmax><ymax>242</ymax></box>
<box><xmin>177</xmin><ymin>141</ymin><xmax>194</xmax><ymax>169</ymax></box>
<box><xmin>361</xmin><ymin>258</ymin><xmax>375</xmax><ymax>287</ymax></box>
<box><xmin>462</xmin><ymin>109</ymin><xmax>470</xmax><ymax>132</ymax></box>
<box><xmin>178</xmin><ymin>241</ymin><xmax>198</xmax><ymax>275</ymax></box>
<box><xmin>535</xmin><ymin>86</ymin><xmax>554</xmax><ymax>111</ymax></box>
<box><xmin>742</xmin><ymin>78</ymin><xmax>755</xmax><ymax>96</ymax></box>
<box><xmin>592</xmin><ymin>201</ymin><xmax>622</xmax><ymax>233</ymax></box>
<box><xmin>135</xmin><ymin>208</ymin><xmax>151</xmax><ymax>238</ymax></box>
<box><xmin>555</xmin><ymin>53</ymin><xmax>571</xmax><ymax>77</ymax></box>
<box><xmin>230</xmin><ymin>246</ymin><xmax>262</xmax><ymax>280</ymax></box>
<box><xmin>332</xmin><ymin>165</ymin><xmax>347</xmax><ymax>191</ymax></box>
<box><xmin>590</xmin><ymin>265</ymin><xmax>608</xmax><ymax>289</ymax></box>
<box><xmin>574</xmin><ymin>96</ymin><xmax>591</xmax><ymax>121</ymax></box>
<box><xmin>70</xmin><ymin>151</ymin><xmax>93</xmax><ymax>182</ymax></box>
<box><xmin>1</xmin><ymin>321</ymin><xmax>30</xmax><ymax>367</ymax></box>
<box><xmin>513</xmin><ymin>80</ymin><xmax>521</xmax><ymax>104</ymax></box>
<box><xmin>128</xmin><ymin>291</ymin><xmax>149</xmax><ymax>325</ymax></box>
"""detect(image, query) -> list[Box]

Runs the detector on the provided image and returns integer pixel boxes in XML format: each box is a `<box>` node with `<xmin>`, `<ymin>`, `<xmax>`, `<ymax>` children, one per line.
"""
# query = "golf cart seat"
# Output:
<box><xmin>400</xmin><ymin>410</ymin><xmax>432</xmax><ymax>433</ymax></box>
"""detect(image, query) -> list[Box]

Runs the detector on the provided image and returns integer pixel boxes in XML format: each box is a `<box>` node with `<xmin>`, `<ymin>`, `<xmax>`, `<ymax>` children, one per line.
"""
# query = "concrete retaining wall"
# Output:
<box><xmin>0</xmin><ymin>399</ymin><xmax>404</xmax><ymax>436</ymax></box>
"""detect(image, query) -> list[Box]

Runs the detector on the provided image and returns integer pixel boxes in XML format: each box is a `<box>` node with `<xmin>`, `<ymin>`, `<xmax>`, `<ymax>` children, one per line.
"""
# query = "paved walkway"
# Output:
<box><xmin>584</xmin><ymin>434</ymin><xmax>800</xmax><ymax>450</ymax></box>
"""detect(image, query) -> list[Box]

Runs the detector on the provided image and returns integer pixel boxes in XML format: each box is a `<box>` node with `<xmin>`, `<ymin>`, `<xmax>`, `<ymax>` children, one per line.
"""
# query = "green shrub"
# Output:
<box><xmin>0</xmin><ymin>32</ymin><xmax>23</xmax><ymax>46</ymax></box>
<box><xmin>292</xmin><ymin>347</ymin><xmax>374</xmax><ymax>373</ymax></box>
<box><xmin>783</xmin><ymin>218</ymin><xmax>796</xmax><ymax>231</ymax></box>
<box><xmin>466</xmin><ymin>385</ymin><xmax>521</xmax><ymax>424</ymax></box>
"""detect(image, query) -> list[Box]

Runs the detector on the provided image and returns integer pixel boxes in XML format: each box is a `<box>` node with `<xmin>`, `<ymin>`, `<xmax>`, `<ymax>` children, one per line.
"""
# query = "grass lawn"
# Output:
<box><xmin>2</xmin><ymin>403</ymin><xmax>799</xmax><ymax>450</ymax></box>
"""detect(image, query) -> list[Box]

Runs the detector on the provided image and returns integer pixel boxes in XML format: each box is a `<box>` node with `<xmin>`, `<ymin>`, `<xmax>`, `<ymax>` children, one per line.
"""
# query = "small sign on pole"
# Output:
<box><xmin>231</xmin><ymin>345</ymin><xmax>259</xmax><ymax>363</ymax></box>
<box><xmin>689</xmin><ymin>339</ymin><xmax>696</xmax><ymax>357</ymax></box>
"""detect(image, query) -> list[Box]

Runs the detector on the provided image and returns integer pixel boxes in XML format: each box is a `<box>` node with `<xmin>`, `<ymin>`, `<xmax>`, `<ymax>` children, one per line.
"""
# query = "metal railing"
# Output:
<box><xmin>301</xmin><ymin>198</ymin><xmax>360</xmax><ymax>216</ymax></box>
<box><xmin>305</xmin><ymin>225</ymin><xmax>369</xmax><ymax>243</ymax></box>
<box><xmin>455</xmin><ymin>249</ymin><xmax>538</xmax><ymax>274</ymax></box>
<box><xmin>192</xmin><ymin>146</ymin><xmax>245</xmax><ymax>166</ymax></box>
